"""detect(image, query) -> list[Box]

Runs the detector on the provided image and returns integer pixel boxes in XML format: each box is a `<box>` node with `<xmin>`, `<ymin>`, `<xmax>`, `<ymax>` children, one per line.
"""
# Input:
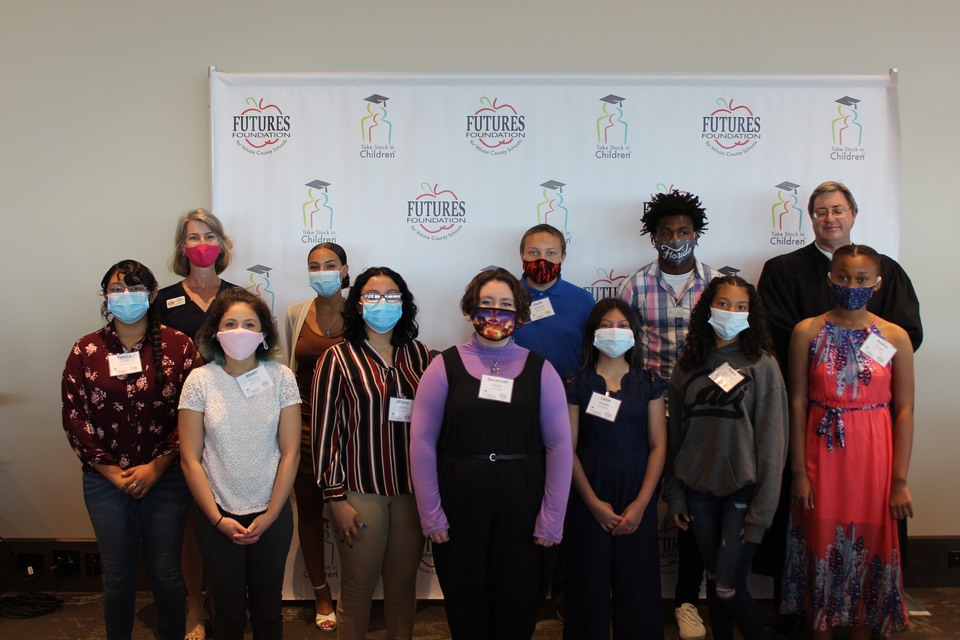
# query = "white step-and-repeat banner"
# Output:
<box><xmin>210</xmin><ymin>71</ymin><xmax>901</xmax><ymax>599</ymax></box>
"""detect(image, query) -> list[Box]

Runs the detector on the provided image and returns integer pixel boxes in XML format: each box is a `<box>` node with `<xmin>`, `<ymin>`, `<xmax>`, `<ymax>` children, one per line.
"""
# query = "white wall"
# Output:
<box><xmin>1</xmin><ymin>1</ymin><xmax>955</xmax><ymax>539</ymax></box>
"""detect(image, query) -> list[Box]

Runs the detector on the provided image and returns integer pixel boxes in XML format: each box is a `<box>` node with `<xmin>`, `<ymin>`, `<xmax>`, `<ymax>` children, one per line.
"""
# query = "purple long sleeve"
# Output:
<box><xmin>410</xmin><ymin>335</ymin><xmax>573</xmax><ymax>542</ymax></box>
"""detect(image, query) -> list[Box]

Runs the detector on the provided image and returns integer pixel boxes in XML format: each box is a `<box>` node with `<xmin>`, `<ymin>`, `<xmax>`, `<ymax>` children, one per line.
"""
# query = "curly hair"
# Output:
<box><xmin>100</xmin><ymin>259</ymin><xmax>165</xmax><ymax>386</ymax></box>
<box><xmin>460</xmin><ymin>267</ymin><xmax>532</xmax><ymax>324</ymax></box>
<box><xmin>678</xmin><ymin>275</ymin><xmax>773</xmax><ymax>370</ymax></box>
<box><xmin>195</xmin><ymin>288</ymin><xmax>279</xmax><ymax>364</ymax></box>
<box><xmin>640</xmin><ymin>190</ymin><xmax>709</xmax><ymax>237</ymax></box>
<box><xmin>308</xmin><ymin>242</ymin><xmax>351</xmax><ymax>289</ymax></box>
<box><xmin>579</xmin><ymin>297</ymin><xmax>643</xmax><ymax>370</ymax></box>
<box><xmin>342</xmin><ymin>267</ymin><xmax>419</xmax><ymax>347</ymax></box>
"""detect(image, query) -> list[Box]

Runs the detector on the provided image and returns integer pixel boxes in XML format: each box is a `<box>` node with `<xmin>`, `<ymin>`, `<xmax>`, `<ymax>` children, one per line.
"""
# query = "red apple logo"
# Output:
<box><xmin>474</xmin><ymin>97</ymin><xmax>519</xmax><ymax>149</ymax></box>
<box><xmin>414</xmin><ymin>182</ymin><xmax>459</xmax><ymax>234</ymax></box>
<box><xmin>241</xmin><ymin>97</ymin><xmax>284</xmax><ymax>149</ymax></box>
<box><xmin>708</xmin><ymin>98</ymin><xmax>754</xmax><ymax>150</ymax></box>
<box><xmin>591</xmin><ymin>268</ymin><xmax>627</xmax><ymax>287</ymax></box>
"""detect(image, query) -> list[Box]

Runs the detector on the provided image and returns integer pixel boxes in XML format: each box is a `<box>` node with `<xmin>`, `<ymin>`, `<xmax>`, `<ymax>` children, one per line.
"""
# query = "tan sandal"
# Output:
<box><xmin>315</xmin><ymin>610</ymin><xmax>337</xmax><ymax>632</ymax></box>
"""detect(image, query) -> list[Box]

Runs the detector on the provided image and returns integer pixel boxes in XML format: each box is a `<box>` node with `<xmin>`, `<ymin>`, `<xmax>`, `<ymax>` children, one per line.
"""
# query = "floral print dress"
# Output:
<box><xmin>780</xmin><ymin>316</ymin><xmax>908</xmax><ymax>635</ymax></box>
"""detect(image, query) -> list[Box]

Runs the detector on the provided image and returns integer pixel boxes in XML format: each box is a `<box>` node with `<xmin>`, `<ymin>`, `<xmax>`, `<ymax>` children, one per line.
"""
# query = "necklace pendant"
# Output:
<box><xmin>490</xmin><ymin>364</ymin><xmax>500</xmax><ymax>374</ymax></box>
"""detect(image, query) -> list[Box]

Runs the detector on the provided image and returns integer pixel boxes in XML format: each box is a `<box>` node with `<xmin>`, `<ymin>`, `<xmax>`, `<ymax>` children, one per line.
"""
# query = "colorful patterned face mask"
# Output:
<box><xmin>471</xmin><ymin>307</ymin><xmax>518</xmax><ymax>341</ymax></box>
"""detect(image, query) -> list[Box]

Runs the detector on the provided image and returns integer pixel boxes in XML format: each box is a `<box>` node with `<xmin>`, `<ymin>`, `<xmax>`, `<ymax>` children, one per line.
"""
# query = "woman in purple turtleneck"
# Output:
<box><xmin>411</xmin><ymin>267</ymin><xmax>573</xmax><ymax>640</ymax></box>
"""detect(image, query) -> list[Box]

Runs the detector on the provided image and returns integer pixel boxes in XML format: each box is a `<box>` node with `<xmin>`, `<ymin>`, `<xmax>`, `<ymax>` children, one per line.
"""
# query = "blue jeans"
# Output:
<box><xmin>686</xmin><ymin>484</ymin><xmax>763</xmax><ymax>640</ymax></box>
<box><xmin>83</xmin><ymin>466</ymin><xmax>192</xmax><ymax>640</ymax></box>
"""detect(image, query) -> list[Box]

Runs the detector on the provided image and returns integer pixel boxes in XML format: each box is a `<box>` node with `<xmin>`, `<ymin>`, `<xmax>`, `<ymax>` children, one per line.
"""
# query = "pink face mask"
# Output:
<box><xmin>216</xmin><ymin>328</ymin><xmax>265</xmax><ymax>361</ymax></box>
<box><xmin>184</xmin><ymin>243</ymin><xmax>221</xmax><ymax>268</ymax></box>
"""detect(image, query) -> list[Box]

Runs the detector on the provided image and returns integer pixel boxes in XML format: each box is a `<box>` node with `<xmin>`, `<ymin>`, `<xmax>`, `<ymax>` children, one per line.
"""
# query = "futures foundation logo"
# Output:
<box><xmin>301</xmin><ymin>179</ymin><xmax>337</xmax><ymax>245</ymax></box>
<box><xmin>702</xmin><ymin>98</ymin><xmax>761</xmax><ymax>156</ymax></box>
<box><xmin>360</xmin><ymin>94</ymin><xmax>396</xmax><ymax>159</ymax></box>
<box><xmin>769</xmin><ymin>181</ymin><xmax>806</xmax><ymax>247</ymax></box>
<box><xmin>406</xmin><ymin>181</ymin><xmax>467</xmax><ymax>241</ymax></box>
<box><xmin>465</xmin><ymin>97</ymin><xmax>526</xmax><ymax>155</ymax></box>
<box><xmin>232</xmin><ymin>97</ymin><xmax>291</xmax><ymax>155</ymax></box>
<box><xmin>595</xmin><ymin>94</ymin><xmax>631</xmax><ymax>159</ymax></box>
<box><xmin>830</xmin><ymin>96</ymin><xmax>865</xmax><ymax>161</ymax></box>
<box><xmin>586</xmin><ymin>268</ymin><xmax>628</xmax><ymax>301</ymax></box>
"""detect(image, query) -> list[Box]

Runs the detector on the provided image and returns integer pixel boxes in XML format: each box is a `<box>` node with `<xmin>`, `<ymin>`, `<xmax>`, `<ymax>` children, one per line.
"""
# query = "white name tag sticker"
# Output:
<box><xmin>709</xmin><ymin>362</ymin><xmax>745</xmax><ymax>393</ymax></box>
<box><xmin>585</xmin><ymin>392</ymin><xmax>621</xmax><ymax>422</ymax></box>
<box><xmin>108</xmin><ymin>352</ymin><xmax>142</xmax><ymax>377</ymax></box>
<box><xmin>166</xmin><ymin>295</ymin><xmax>186</xmax><ymax>309</ymax></box>
<box><xmin>861</xmin><ymin>332</ymin><xmax>896</xmax><ymax>367</ymax></box>
<box><xmin>237</xmin><ymin>365</ymin><xmax>273</xmax><ymax>398</ymax></box>
<box><xmin>529</xmin><ymin>298</ymin><xmax>556</xmax><ymax>321</ymax></box>
<box><xmin>479</xmin><ymin>375</ymin><xmax>514</xmax><ymax>403</ymax></box>
<box><xmin>388</xmin><ymin>397</ymin><xmax>414</xmax><ymax>422</ymax></box>
<box><xmin>666</xmin><ymin>306</ymin><xmax>684</xmax><ymax>319</ymax></box>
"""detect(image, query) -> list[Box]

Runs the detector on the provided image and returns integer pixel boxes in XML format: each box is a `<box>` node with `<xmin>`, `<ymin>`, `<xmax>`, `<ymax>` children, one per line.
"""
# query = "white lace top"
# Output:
<box><xmin>179</xmin><ymin>360</ymin><xmax>300</xmax><ymax>514</ymax></box>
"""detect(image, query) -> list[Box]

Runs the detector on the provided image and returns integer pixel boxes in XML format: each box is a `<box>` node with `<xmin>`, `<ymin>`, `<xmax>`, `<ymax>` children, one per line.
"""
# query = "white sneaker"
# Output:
<box><xmin>675</xmin><ymin>603</ymin><xmax>707</xmax><ymax>640</ymax></box>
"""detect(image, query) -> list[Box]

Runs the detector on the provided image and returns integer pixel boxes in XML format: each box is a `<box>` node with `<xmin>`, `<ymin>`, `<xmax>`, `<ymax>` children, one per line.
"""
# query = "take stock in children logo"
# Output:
<box><xmin>360</xmin><ymin>94</ymin><xmax>396</xmax><ymax>159</ymax></box>
<box><xmin>406</xmin><ymin>181</ymin><xmax>467</xmax><ymax>241</ymax></box>
<box><xmin>702</xmin><ymin>98</ymin><xmax>761</xmax><ymax>157</ymax></box>
<box><xmin>830</xmin><ymin>95</ymin><xmax>865</xmax><ymax>161</ymax></box>
<box><xmin>301</xmin><ymin>179</ymin><xmax>337</xmax><ymax>245</ymax></box>
<box><xmin>595</xmin><ymin>94</ymin><xmax>631</xmax><ymax>159</ymax></box>
<box><xmin>245</xmin><ymin>264</ymin><xmax>276</xmax><ymax>312</ymax></box>
<box><xmin>231</xmin><ymin>97</ymin><xmax>291</xmax><ymax>156</ymax></box>
<box><xmin>465</xmin><ymin>97</ymin><xmax>526</xmax><ymax>155</ymax></box>
<box><xmin>536</xmin><ymin>180</ymin><xmax>573</xmax><ymax>246</ymax></box>
<box><xmin>769</xmin><ymin>181</ymin><xmax>807</xmax><ymax>247</ymax></box>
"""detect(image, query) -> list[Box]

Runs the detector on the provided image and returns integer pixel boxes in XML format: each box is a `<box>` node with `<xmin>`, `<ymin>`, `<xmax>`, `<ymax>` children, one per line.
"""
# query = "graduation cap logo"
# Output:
<box><xmin>718</xmin><ymin>266</ymin><xmax>741</xmax><ymax>277</ymax></box>
<box><xmin>772</xmin><ymin>181</ymin><xmax>804</xmax><ymax>232</ymax></box>
<box><xmin>832</xmin><ymin>96</ymin><xmax>863</xmax><ymax>146</ymax></box>
<box><xmin>362</xmin><ymin>94</ymin><xmax>393</xmax><ymax>144</ymax></box>
<box><xmin>597</xmin><ymin>94</ymin><xmax>629</xmax><ymax>145</ymax></box>
<box><xmin>303</xmin><ymin>180</ymin><xmax>335</xmax><ymax>229</ymax></box>
<box><xmin>245</xmin><ymin>264</ymin><xmax>276</xmax><ymax>311</ymax></box>
<box><xmin>537</xmin><ymin>180</ymin><xmax>570</xmax><ymax>228</ymax></box>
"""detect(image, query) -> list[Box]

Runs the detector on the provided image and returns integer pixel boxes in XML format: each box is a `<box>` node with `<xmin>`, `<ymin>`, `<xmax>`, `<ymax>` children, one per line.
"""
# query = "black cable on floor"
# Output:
<box><xmin>0</xmin><ymin>533</ymin><xmax>64</xmax><ymax>618</ymax></box>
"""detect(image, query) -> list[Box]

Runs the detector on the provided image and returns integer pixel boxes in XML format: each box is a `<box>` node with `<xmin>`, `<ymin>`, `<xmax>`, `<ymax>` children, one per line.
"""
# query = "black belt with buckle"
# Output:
<box><xmin>446</xmin><ymin>453</ymin><xmax>529</xmax><ymax>462</ymax></box>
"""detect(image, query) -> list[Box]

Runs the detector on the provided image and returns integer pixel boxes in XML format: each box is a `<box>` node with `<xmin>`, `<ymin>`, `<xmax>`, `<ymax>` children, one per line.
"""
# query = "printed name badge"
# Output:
<box><xmin>709</xmin><ymin>362</ymin><xmax>745</xmax><ymax>393</ymax></box>
<box><xmin>667</xmin><ymin>306</ymin><xmax>684</xmax><ymax>319</ymax></box>
<box><xmin>108</xmin><ymin>352</ymin><xmax>142</xmax><ymax>377</ymax></box>
<box><xmin>586</xmin><ymin>392</ymin><xmax>621</xmax><ymax>422</ymax></box>
<box><xmin>529</xmin><ymin>298</ymin><xmax>556</xmax><ymax>322</ymax></box>
<box><xmin>166</xmin><ymin>295</ymin><xmax>186</xmax><ymax>309</ymax></box>
<box><xmin>861</xmin><ymin>333</ymin><xmax>896</xmax><ymax>367</ymax></box>
<box><xmin>237</xmin><ymin>365</ymin><xmax>274</xmax><ymax>398</ymax></box>
<box><xmin>479</xmin><ymin>375</ymin><xmax>514</xmax><ymax>403</ymax></box>
<box><xmin>388</xmin><ymin>397</ymin><xmax>414</xmax><ymax>422</ymax></box>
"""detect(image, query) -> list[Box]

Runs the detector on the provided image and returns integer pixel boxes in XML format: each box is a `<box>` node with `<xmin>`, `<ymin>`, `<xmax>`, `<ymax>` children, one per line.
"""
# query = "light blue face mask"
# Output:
<box><xmin>361</xmin><ymin>299</ymin><xmax>403</xmax><ymax>334</ymax></box>
<box><xmin>107</xmin><ymin>291</ymin><xmax>151</xmax><ymax>324</ymax></box>
<box><xmin>708</xmin><ymin>308</ymin><xmax>750</xmax><ymax>341</ymax></box>
<box><xmin>309</xmin><ymin>269</ymin><xmax>343</xmax><ymax>297</ymax></box>
<box><xmin>593</xmin><ymin>328</ymin><xmax>635</xmax><ymax>358</ymax></box>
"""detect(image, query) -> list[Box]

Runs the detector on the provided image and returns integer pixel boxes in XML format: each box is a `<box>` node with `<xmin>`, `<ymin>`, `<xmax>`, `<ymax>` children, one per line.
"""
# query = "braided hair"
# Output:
<box><xmin>100</xmin><ymin>259</ymin><xmax>166</xmax><ymax>387</ymax></box>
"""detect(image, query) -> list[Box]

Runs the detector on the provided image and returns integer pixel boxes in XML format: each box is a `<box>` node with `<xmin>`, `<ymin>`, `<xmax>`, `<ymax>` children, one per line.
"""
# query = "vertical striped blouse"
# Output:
<box><xmin>312</xmin><ymin>338</ymin><xmax>431</xmax><ymax>501</ymax></box>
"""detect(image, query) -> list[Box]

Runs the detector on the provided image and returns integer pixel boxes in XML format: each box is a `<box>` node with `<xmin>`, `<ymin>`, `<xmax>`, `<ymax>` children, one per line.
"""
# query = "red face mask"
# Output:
<box><xmin>522</xmin><ymin>258</ymin><xmax>561</xmax><ymax>285</ymax></box>
<box><xmin>184</xmin><ymin>243</ymin><xmax>221</xmax><ymax>268</ymax></box>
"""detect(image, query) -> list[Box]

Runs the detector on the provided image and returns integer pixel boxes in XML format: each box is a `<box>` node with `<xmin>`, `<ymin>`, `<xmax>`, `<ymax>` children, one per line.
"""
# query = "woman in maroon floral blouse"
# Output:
<box><xmin>61</xmin><ymin>259</ymin><xmax>200</xmax><ymax>640</ymax></box>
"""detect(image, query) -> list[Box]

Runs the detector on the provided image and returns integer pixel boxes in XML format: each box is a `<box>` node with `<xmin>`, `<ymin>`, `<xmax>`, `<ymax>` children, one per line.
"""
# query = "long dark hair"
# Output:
<box><xmin>100</xmin><ymin>259</ymin><xmax>165</xmax><ymax>386</ymax></box>
<box><xmin>196</xmin><ymin>288</ymin><xmax>280</xmax><ymax>364</ymax></box>
<box><xmin>678</xmin><ymin>275</ymin><xmax>773</xmax><ymax>370</ymax></box>
<box><xmin>579</xmin><ymin>298</ymin><xmax>643</xmax><ymax>370</ymax></box>
<box><xmin>342</xmin><ymin>267</ymin><xmax>419</xmax><ymax>347</ymax></box>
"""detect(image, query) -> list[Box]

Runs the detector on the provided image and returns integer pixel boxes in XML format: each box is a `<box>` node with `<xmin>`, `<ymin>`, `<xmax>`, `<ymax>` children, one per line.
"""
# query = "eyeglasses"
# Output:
<box><xmin>105</xmin><ymin>285</ymin><xmax>149</xmax><ymax>295</ymax></box>
<box><xmin>360</xmin><ymin>292</ymin><xmax>403</xmax><ymax>304</ymax></box>
<box><xmin>812</xmin><ymin>207</ymin><xmax>850</xmax><ymax>219</ymax></box>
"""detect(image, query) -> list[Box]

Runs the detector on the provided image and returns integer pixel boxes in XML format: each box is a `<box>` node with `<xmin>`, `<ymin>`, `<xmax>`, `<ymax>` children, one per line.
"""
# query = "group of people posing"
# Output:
<box><xmin>61</xmin><ymin>179</ymin><xmax>919</xmax><ymax>640</ymax></box>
